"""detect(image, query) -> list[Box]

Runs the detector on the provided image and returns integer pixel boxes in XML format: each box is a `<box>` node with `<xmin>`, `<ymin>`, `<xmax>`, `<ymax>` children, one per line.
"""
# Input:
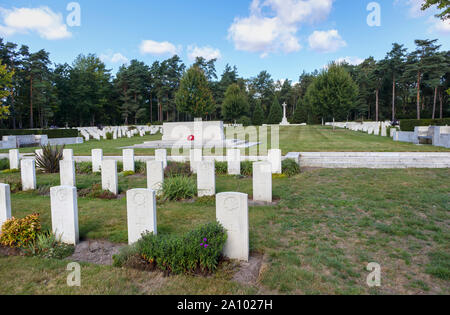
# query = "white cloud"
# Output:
<box><xmin>139</xmin><ymin>40</ymin><xmax>178</xmax><ymax>55</ymax></box>
<box><xmin>427</xmin><ymin>16</ymin><xmax>450</xmax><ymax>34</ymax></box>
<box><xmin>187</xmin><ymin>45</ymin><xmax>222</xmax><ymax>61</ymax></box>
<box><xmin>394</xmin><ymin>0</ymin><xmax>428</xmax><ymax>18</ymax></box>
<box><xmin>334</xmin><ymin>56</ymin><xmax>364</xmax><ymax>66</ymax></box>
<box><xmin>100</xmin><ymin>51</ymin><xmax>129</xmax><ymax>65</ymax></box>
<box><xmin>228</xmin><ymin>0</ymin><xmax>334</xmax><ymax>57</ymax></box>
<box><xmin>308</xmin><ymin>29</ymin><xmax>346</xmax><ymax>53</ymax></box>
<box><xmin>0</xmin><ymin>6</ymin><xmax>71</xmax><ymax>40</ymax></box>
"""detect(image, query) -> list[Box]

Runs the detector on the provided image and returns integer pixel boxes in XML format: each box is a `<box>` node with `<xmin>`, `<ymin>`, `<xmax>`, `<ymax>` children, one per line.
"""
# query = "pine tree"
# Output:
<box><xmin>292</xmin><ymin>98</ymin><xmax>307</xmax><ymax>124</ymax></box>
<box><xmin>252</xmin><ymin>100</ymin><xmax>264</xmax><ymax>125</ymax></box>
<box><xmin>267</xmin><ymin>96</ymin><xmax>282</xmax><ymax>124</ymax></box>
<box><xmin>222</xmin><ymin>83</ymin><xmax>248</xmax><ymax>122</ymax></box>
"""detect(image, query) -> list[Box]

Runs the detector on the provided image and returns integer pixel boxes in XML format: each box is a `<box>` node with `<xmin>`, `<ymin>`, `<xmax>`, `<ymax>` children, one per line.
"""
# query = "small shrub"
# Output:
<box><xmin>135</xmin><ymin>161</ymin><xmax>146</xmax><ymax>174</ymax></box>
<box><xmin>161</xmin><ymin>176</ymin><xmax>196</xmax><ymax>201</ymax></box>
<box><xmin>76</xmin><ymin>162</ymin><xmax>92</xmax><ymax>174</ymax></box>
<box><xmin>78</xmin><ymin>184</ymin><xmax>117</xmax><ymax>199</ymax></box>
<box><xmin>0</xmin><ymin>213</ymin><xmax>41</xmax><ymax>248</ymax></box>
<box><xmin>121</xmin><ymin>170</ymin><xmax>135</xmax><ymax>177</ymax></box>
<box><xmin>272</xmin><ymin>173</ymin><xmax>287</xmax><ymax>179</ymax></box>
<box><xmin>0</xmin><ymin>159</ymin><xmax>9</xmax><ymax>171</ymax></box>
<box><xmin>26</xmin><ymin>231</ymin><xmax>74</xmax><ymax>259</ymax></box>
<box><xmin>1</xmin><ymin>168</ymin><xmax>19</xmax><ymax>174</ymax></box>
<box><xmin>282</xmin><ymin>159</ymin><xmax>300</xmax><ymax>176</ymax></box>
<box><xmin>35</xmin><ymin>144</ymin><xmax>64</xmax><ymax>173</ymax></box>
<box><xmin>3</xmin><ymin>178</ymin><xmax>21</xmax><ymax>193</ymax></box>
<box><xmin>215</xmin><ymin>161</ymin><xmax>227</xmax><ymax>175</ymax></box>
<box><xmin>165</xmin><ymin>161</ymin><xmax>192</xmax><ymax>178</ymax></box>
<box><xmin>106</xmin><ymin>132</ymin><xmax>113</xmax><ymax>140</ymax></box>
<box><xmin>241</xmin><ymin>161</ymin><xmax>253</xmax><ymax>177</ymax></box>
<box><xmin>136</xmin><ymin>222</ymin><xmax>227</xmax><ymax>274</ymax></box>
<box><xmin>112</xmin><ymin>244</ymin><xmax>139</xmax><ymax>267</ymax></box>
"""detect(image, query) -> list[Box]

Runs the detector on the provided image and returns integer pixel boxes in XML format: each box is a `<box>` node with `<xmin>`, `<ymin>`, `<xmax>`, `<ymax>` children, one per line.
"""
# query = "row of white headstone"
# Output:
<box><xmin>0</xmin><ymin>182</ymin><xmax>250</xmax><ymax>261</ymax></box>
<box><xmin>77</xmin><ymin>125</ymin><xmax>161</xmax><ymax>142</ymax></box>
<box><xmin>8</xmin><ymin>147</ymin><xmax>280</xmax><ymax>203</ymax></box>
<box><xmin>329</xmin><ymin>121</ymin><xmax>392</xmax><ymax>137</ymax></box>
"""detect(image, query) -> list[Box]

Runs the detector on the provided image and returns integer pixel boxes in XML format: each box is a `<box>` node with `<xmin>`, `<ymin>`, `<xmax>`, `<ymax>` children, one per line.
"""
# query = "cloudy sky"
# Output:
<box><xmin>0</xmin><ymin>0</ymin><xmax>448</xmax><ymax>81</ymax></box>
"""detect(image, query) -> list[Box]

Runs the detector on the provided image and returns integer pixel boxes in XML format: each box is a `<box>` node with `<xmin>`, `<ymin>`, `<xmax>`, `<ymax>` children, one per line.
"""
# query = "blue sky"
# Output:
<box><xmin>0</xmin><ymin>0</ymin><xmax>448</xmax><ymax>82</ymax></box>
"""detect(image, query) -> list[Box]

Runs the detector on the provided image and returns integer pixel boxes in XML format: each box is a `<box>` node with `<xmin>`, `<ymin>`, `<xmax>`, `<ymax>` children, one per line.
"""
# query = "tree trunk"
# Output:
<box><xmin>375</xmin><ymin>89</ymin><xmax>379</xmax><ymax>122</ymax></box>
<box><xmin>439</xmin><ymin>89</ymin><xmax>443</xmax><ymax>119</ymax></box>
<box><xmin>392</xmin><ymin>75</ymin><xmax>396</xmax><ymax>121</ymax></box>
<box><xmin>30</xmin><ymin>75</ymin><xmax>33</xmax><ymax>128</ymax></box>
<box><xmin>10</xmin><ymin>88</ymin><xmax>16</xmax><ymax>129</ymax></box>
<box><xmin>432</xmin><ymin>87</ymin><xmax>437</xmax><ymax>120</ymax></box>
<box><xmin>416</xmin><ymin>71</ymin><xmax>421</xmax><ymax>120</ymax></box>
<box><xmin>150</xmin><ymin>97</ymin><xmax>153</xmax><ymax>122</ymax></box>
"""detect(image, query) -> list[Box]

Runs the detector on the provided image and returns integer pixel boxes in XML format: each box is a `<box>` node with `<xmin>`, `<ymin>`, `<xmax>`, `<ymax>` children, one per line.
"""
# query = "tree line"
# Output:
<box><xmin>0</xmin><ymin>37</ymin><xmax>448</xmax><ymax>129</ymax></box>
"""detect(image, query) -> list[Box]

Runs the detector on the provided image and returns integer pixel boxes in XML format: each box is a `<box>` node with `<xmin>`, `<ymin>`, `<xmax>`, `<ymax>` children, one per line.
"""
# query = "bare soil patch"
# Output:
<box><xmin>68</xmin><ymin>239</ymin><xmax>125</xmax><ymax>265</ymax></box>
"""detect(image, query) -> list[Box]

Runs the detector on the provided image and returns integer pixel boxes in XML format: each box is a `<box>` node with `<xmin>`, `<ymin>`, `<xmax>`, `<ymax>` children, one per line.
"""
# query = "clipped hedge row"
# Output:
<box><xmin>400</xmin><ymin>118</ymin><xmax>450</xmax><ymax>132</ymax></box>
<box><xmin>0</xmin><ymin>129</ymin><xmax>79</xmax><ymax>139</ymax></box>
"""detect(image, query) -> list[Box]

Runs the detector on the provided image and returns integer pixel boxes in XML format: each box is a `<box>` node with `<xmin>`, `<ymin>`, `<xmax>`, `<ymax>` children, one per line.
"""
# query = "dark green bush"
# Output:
<box><xmin>106</xmin><ymin>132</ymin><xmax>113</xmax><ymax>140</ymax></box>
<box><xmin>0</xmin><ymin>129</ymin><xmax>78</xmax><ymax>139</ymax></box>
<box><xmin>215</xmin><ymin>161</ymin><xmax>227</xmax><ymax>175</ymax></box>
<box><xmin>282</xmin><ymin>159</ymin><xmax>300</xmax><ymax>176</ymax></box>
<box><xmin>165</xmin><ymin>161</ymin><xmax>192</xmax><ymax>178</ymax></box>
<box><xmin>35</xmin><ymin>144</ymin><xmax>64</xmax><ymax>173</ymax></box>
<box><xmin>0</xmin><ymin>159</ymin><xmax>9</xmax><ymax>171</ymax></box>
<box><xmin>400</xmin><ymin>118</ymin><xmax>450</xmax><ymax>132</ymax></box>
<box><xmin>241</xmin><ymin>160</ymin><xmax>253</xmax><ymax>176</ymax></box>
<box><xmin>78</xmin><ymin>184</ymin><xmax>117</xmax><ymax>199</ymax></box>
<box><xmin>135</xmin><ymin>161</ymin><xmax>146</xmax><ymax>174</ymax></box>
<box><xmin>135</xmin><ymin>222</ymin><xmax>227</xmax><ymax>274</ymax></box>
<box><xmin>238</xmin><ymin>116</ymin><xmax>252</xmax><ymax>127</ymax></box>
<box><xmin>76</xmin><ymin>162</ymin><xmax>92</xmax><ymax>174</ymax></box>
<box><xmin>161</xmin><ymin>176</ymin><xmax>196</xmax><ymax>201</ymax></box>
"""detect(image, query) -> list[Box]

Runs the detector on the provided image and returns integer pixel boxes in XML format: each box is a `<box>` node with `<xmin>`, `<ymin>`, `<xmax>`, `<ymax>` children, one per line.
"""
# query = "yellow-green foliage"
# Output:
<box><xmin>0</xmin><ymin>213</ymin><xmax>41</xmax><ymax>248</ymax></box>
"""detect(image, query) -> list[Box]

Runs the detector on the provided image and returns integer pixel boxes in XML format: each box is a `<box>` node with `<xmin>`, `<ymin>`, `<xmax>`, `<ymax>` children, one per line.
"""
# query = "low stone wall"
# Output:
<box><xmin>48</xmin><ymin>137</ymin><xmax>83</xmax><ymax>146</ymax></box>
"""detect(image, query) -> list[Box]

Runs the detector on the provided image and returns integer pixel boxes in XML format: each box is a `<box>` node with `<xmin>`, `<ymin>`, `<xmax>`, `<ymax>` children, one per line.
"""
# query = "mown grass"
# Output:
<box><xmin>1</xmin><ymin>126</ymin><xmax>449</xmax><ymax>158</ymax></box>
<box><xmin>0</xmin><ymin>168</ymin><xmax>448</xmax><ymax>295</ymax></box>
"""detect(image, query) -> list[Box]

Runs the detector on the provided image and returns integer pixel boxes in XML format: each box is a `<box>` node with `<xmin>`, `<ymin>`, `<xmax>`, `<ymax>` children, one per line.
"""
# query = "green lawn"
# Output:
<box><xmin>1</xmin><ymin>168</ymin><xmax>449</xmax><ymax>295</ymax></box>
<box><xmin>1</xmin><ymin>125</ymin><xmax>449</xmax><ymax>157</ymax></box>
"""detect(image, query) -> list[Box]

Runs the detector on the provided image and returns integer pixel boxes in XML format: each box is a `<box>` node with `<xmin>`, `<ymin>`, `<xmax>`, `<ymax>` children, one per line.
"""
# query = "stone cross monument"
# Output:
<box><xmin>280</xmin><ymin>102</ymin><xmax>290</xmax><ymax>126</ymax></box>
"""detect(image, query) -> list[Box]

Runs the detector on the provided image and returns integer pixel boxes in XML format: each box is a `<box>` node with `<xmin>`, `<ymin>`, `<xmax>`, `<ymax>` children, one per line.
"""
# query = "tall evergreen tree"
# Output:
<box><xmin>267</xmin><ymin>96</ymin><xmax>282</xmax><ymax>124</ymax></box>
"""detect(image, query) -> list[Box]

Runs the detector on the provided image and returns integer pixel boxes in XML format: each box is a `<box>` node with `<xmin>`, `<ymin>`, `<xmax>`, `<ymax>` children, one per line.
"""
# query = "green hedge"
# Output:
<box><xmin>0</xmin><ymin>129</ymin><xmax>79</xmax><ymax>139</ymax></box>
<box><xmin>400</xmin><ymin>119</ymin><xmax>450</xmax><ymax>132</ymax></box>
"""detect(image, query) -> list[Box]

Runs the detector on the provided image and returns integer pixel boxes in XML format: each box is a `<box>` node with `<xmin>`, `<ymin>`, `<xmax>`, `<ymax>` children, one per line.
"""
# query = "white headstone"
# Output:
<box><xmin>63</xmin><ymin>149</ymin><xmax>74</xmax><ymax>161</ymax></box>
<box><xmin>127</xmin><ymin>188</ymin><xmax>157</xmax><ymax>244</ymax></box>
<box><xmin>9</xmin><ymin>149</ymin><xmax>19</xmax><ymax>170</ymax></box>
<box><xmin>155</xmin><ymin>149</ymin><xmax>168</xmax><ymax>169</ymax></box>
<box><xmin>190</xmin><ymin>149</ymin><xmax>202</xmax><ymax>174</ymax></box>
<box><xmin>60</xmin><ymin>160</ymin><xmax>76</xmax><ymax>187</ymax></box>
<box><xmin>268</xmin><ymin>149</ymin><xmax>282</xmax><ymax>174</ymax></box>
<box><xmin>147</xmin><ymin>161</ymin><xmax>164</xmax><ymax>195</ymax></box>
<box><xmin>216</xmin><ymin>192</ymin><xmax>249</xmax><ymax>262</ymax></box>
<box><xmin>197</xmin><ymin>160</ymin><xmax>215</xmax><ymax>197</ymax></box>
<box><xmin>0</xmin><ymin>184</ymin><xmax>11</xmax><ymax>232</ymax></box>
<box><xmin>101</xmin><ymin>160</ymin><xmax>118</xmax><ymax>195</ymax></box>
<box><xmin>227</xmin><ymin>149</ymin><xmax>241</xmax><ymax>175</ymax></box>
<box><xmin>92</xmin><ymin>149</ymin><xmax>103</xmax><ymax>172</ymax></box>
<box><xmin>50</xmin><ymin>186</ymin><xmax>79</xmax><ymax>245</ymax></box>
<box><xmin>21</xmin><ymin>159</ymin><xmax>36</xmax><ymax>191</ymax></box>
<box><xmin>253</xmin><ymin>162</ymin><xmax>272</xmax><ymax>203</ymax></box>
<box><xmin>123</xmin><ymin>149</ymin><xmax>135</xmax><ymax>172</ymax></box>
